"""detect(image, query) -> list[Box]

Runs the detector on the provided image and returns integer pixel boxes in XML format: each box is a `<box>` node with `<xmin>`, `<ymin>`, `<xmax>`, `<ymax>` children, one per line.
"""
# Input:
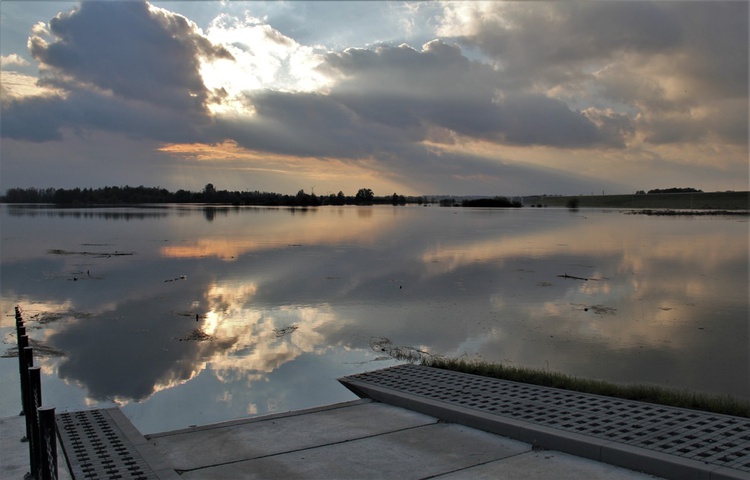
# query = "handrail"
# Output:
<box><xmin>15</xmin><ymin>306</ymin><xmax>58</xmax><ymax>480</ymax></box>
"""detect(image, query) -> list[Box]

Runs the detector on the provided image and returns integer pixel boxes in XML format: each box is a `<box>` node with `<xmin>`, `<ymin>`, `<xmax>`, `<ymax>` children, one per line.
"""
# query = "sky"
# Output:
<box><xmin>0</xmin><ymin>1</ymin><xmax>747</xmax><ymax>197</ymax></box>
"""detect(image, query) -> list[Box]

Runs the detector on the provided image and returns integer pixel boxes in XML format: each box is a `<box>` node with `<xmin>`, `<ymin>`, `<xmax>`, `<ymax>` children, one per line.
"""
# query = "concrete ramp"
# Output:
<box><xmin>145</xmin><ymin>399</ymin><xmax>658</xmax><ymax>480</ymax></box>
<box><xmin>339</xmin><ymin>364</ymin><xmax>750</xmax><ymax>480</ymax></box>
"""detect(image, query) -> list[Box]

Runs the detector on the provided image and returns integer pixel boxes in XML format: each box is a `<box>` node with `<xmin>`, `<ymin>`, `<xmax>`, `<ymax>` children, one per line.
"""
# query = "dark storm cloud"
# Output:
<box><xmin>441</xmin><ymin>1</ymin><xmax>748</xmax><ymax>146</ymax></box>
<box><xmin>2</xmin><ymin>88</ymin><xmax>211</xmax><ymax>143</ymax></box>
<box><xmin>442</xmin><ymin>2</ymin><xmax>682</xmax><ymax>90</ymax></box>
<box><xmin>668</xmin><ymin>2</ymin><xmax>748</xmax><ymax>99</ymax></box>
<box><xmin>216</xmin><ymin>91</ymin><xmax>396</xmax><ymax>158</ymax></box>
<box><xmin>227</xmin><ymin>40</ymin><xmax>631</xmax><ymax>155</ymax></box>
<box><xmin>29</xmin><ymin>0</ymin><xmax>232</xmax><ymax>112</ymax></box>
<box><xmin>2</xmin><ymin>0</ymin><xmax>231</xmax><ymax>143</ymax></box>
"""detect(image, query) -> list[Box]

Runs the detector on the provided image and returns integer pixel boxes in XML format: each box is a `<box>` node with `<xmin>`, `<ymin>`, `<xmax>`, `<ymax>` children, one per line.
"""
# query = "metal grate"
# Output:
<box><xmin>344</xmin><ymin>364</ymin><xmax>750</xmax><ymax>473</ymax></box>
<box><xmin>56</xmin><ymin>409</ymin><xmax>159</xmax><ymax>479</ymax></box>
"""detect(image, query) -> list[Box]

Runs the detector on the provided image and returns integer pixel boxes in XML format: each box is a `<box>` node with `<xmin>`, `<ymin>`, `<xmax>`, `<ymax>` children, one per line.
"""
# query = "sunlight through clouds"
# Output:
<box><xmin>200</xmin><ymin>12</ymin><xmax>333</xmax><ymax>115</ymax></box>
<box><xmin>157</xmin><ymin>140</ymin><xmax>410</xmax><ymax>196</ymax></box>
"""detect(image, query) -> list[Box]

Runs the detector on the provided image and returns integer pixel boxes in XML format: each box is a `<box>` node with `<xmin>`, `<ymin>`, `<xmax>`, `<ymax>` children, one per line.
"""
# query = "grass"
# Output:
<box><xmin>421</xmin><ymin>357</ymin><xmax>750</xmax><ymax>418</ymax></box>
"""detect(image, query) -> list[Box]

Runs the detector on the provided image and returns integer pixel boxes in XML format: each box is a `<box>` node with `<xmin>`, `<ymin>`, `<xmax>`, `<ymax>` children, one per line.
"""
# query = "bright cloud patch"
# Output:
<box><xmin>201</xmin><ymin>13</ymin><xmax>332</xmax><ymax>112</ymax></box>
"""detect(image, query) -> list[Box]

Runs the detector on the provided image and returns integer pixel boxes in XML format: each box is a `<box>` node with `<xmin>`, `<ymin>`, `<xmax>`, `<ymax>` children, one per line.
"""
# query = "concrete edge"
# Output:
<box><xmin>600</xmin><ymin>442</ymin><xmax>717</xmax><ymax>480</ymax></box>
<box><xmin>338</xmin><ymin>378</ymin><xmax>749</xmax><ymax>480</ymax></box>
<box><xmin>710</xmin><ymin>466</ymin><xmax>750</xmax><ymax>480</ymax></box>
<box><xmin>103</xmin><ymin>408</ymin><xmax>181</xmax><ymax>480</ymax></box>
<box><xmin>145</xmin><ymin>398</ymin><xmax>373</xmax><ymax>439</ymax></box>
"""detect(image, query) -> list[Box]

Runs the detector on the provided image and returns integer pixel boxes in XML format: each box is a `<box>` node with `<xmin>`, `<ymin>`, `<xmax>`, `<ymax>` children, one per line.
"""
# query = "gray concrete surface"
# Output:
<box><xmin>0</xmin><ymin>414</ymin><xmax>72</xmax><ymax>480</ymax></box>
<box><xmin>340</xmin><ymin>364</ymin><xmax>750</xmax><ymax>480</ymax></box>
<box><xmin>145</xmin><ymin>399</ymin><xmax>662</xmax><ymax>480</ymax></box>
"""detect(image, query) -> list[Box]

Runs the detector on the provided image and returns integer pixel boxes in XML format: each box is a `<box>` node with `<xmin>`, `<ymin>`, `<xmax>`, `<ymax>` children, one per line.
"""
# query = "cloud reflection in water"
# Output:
<box><xmin>1</xmin><ymin>205</ymin><xmax>746</xmax><ymax>433</ymax></box>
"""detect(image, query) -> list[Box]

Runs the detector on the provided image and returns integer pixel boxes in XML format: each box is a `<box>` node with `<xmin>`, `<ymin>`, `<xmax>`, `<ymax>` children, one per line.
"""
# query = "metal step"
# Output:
<box><xmin>56</xmin><ymin>408</ymin><xmax>177</xmax><ymax>479</ymax></box>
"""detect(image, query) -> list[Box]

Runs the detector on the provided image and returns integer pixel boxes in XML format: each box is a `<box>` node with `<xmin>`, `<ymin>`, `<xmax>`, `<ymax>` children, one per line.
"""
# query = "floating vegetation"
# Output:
<box><xmin>558</xmin><ymin>273</ymin><xmax>588</xmax><ymax>281</ymax></box>
<box><xmin>164</xmin><ymin>275</ymin><xmax>187</xmax><ymax>282</ymax></box>
<box><xmin>178</xmin><ymin>329</ymin><xmax>214</xmax><ymax>342</ymax></box>
<box><xmin>370</xmin><ymin>337</ymin><xmax>436</xmax><ymax>363</ymax></box>
<box><xmin>26</xmin><ymin>310</ymin><xmax>92</xmax><ymax>324</ymax></box>
<box><xmin>571</xmin><ymin>303</ymin><xmax>617</xmax><ymax>315</ymax></box>
<box><xmin>589</xmin><ymin>305</ymin><xmax>617</xmax><ymax>315</ymax></box>
<box><xmin>48</xmin><ymin>249</ymin><xmax>134</xmax><ymax>257</ymax></box>
<box><xmin>175</xmin><ymin>311</ymin><xmax>204</xmax><ymax>322</ymax></box>
<box><xmin>29</xmin><ymin>312</ymin><xmax>66</xmax><ymax>324</ymax></box>
<box><xmin>274</xmin><ymin>325</ymin><xmax>298</xmax><ymax>337</ymax></box>
<box><xmin>2</xmin><ymin>338</ymin><xmax>65</xmax><ymax>358</ymax></box>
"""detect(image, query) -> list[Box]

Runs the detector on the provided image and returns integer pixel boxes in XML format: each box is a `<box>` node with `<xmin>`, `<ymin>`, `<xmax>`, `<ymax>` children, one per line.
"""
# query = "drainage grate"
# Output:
<box><xmin>344</xmin><ymin>364</ymin><xmax>750</xmax><ymax>473</ymax></box>
<box><xmin>56</xmin><ymin>409</ymin><xmax>160</xmax><ymax>479</ymax></box>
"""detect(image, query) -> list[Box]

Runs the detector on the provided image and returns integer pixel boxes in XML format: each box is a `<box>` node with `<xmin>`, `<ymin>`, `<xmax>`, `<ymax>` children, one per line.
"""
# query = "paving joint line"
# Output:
<box><xmin>418</xmin><ymin>448</ymin><xmax>534</xmax><ymax>480</ymax></box>
<box><xmin>173</xmin><ymin>418</ymin><xmax>442</xmax><ymax>474</ymax></box>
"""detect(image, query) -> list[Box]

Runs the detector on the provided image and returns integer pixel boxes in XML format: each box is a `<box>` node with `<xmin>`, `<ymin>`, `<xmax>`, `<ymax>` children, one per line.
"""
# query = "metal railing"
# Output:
<box><xmin>16</xmin><ymin>306</ymin><xmax>58</xmax><ymax>480</ymax></box>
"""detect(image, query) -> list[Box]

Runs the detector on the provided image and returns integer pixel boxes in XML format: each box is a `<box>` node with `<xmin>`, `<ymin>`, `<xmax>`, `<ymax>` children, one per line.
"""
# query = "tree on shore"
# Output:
<box><xmin>0</xmin><ymin>185</ymin><xmax>426</xmax><ymax>207</ymax></box>
<box><xmin>647</xmin><ymin>187</ymin><xmax>703</xmax><ymax>194</ymax></box>
<box><xmin>355</xmin><ymin>188</ymin><xmax>375</xmax><ymax>205</ymax></box>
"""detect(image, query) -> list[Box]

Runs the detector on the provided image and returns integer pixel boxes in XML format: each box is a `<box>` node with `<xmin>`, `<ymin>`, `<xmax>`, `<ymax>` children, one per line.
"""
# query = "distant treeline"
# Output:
<box><xmin>637</xmin><ymin>187</ymin><xmax>703</xmax><ymax>194</ymax></box>
<box><xmin>0</xmin><ymin>185</ymin><xmax>427</xmax><ymax>206</ymax></box>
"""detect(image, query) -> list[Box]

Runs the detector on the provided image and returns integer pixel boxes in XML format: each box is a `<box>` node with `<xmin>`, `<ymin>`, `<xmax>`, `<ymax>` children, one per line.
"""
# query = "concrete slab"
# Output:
<box><xmin>433</xmin><ymin>450</ymin><xmax>661</xmax><ymax>480</ymax></box>
<box><xmin>148</xmin><ymin>399</ymin><xmax>437</xmax><ymax>472</ymax></box>
<box><xmin>0</xmin><ymin>414</ymin><xmax>72</xmax><ymax>480</ymax></box>
<box><xmin>147</xmin><ymin>398</ymin><xmax>663</xmax><ymax>480</ymax></box>
<box><xmin>176</xmin><ymin>421</ymin><xmax>530</xmax><ymax>479</ymax></box>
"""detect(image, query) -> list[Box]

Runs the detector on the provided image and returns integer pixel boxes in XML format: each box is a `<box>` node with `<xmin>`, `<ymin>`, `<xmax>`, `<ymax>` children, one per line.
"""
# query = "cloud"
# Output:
<box><xmin>222</xmin><ymin>40</ymin><xmax>631</xmax><ymax>162</ymax></box>
<box><xmin>437</xmin><ymin>2</ymin><xmax>683</xmax><ymax>90</ymax></box>
<box><xmin>1</xmin><ymin>87</ymin><xmax>212</xmax><ymax>143</ymax></box>
<box><xmin>438</xmin><ymin>1</ymin><xmax>748</xmax><ymax>147</ymax></box>
<box><xmin>27</xmin><ymin>0</ymin><xmax>232</xmax><ymax>113</ymax></box>
<box><xmin>1</xmin><ymin>53</ymin><xmax>30</xmax><ymax>67</ymax></box>
<box><xmin>3</xmin><ymin>0</ymin><xmax>234</xmax><ymax>144</ymax></box>
<box><xmin>326</xmin><ymin>40</ymin><xmax>632</xmax><ymax>149</ymax></box>
<box><xmin>200</xmin><ymin>12</ymin><xmax>332</xmax><ymax>110</ymax></box>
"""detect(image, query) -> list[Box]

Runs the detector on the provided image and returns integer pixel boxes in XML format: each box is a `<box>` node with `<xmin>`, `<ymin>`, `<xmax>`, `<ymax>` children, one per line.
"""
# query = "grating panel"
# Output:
<box><xmin>56</xmin><ymin>409</ymin><xmax>160</xmax><ymax>479</ymax></box>
<box><xmin>344</xmin><ymin>364</ymin><xmax>750</xmax><ymax>473</ymax></box>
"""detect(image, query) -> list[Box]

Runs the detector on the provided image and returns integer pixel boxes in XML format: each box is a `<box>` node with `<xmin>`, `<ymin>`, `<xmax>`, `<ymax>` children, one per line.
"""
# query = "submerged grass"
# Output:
<box><xmin>421</xmin><ymin>357</ymin><xmax>750</xmax><ymax>418</ymax></box>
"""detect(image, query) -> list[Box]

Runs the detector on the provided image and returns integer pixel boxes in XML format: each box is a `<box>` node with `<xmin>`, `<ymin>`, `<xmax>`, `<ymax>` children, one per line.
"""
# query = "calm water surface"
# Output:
<box><xmin>1</xmin><ymin>205</ymin><xmax>747</xmax><ymax>433</ymax></box>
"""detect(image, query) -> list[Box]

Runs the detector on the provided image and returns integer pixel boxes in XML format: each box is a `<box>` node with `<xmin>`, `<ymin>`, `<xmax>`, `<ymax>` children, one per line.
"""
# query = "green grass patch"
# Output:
<box><xmin>421</xmin><ymin>357</ymin><xmax>750</xmax><ymax>418</ymax></box>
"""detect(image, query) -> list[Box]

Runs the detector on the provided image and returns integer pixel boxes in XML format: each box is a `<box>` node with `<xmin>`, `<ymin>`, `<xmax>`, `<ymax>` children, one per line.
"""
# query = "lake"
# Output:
<box><xmin>1</xmin><ymin>204</ymin><xmax>747</xmax><ymax>434</ymax></box>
